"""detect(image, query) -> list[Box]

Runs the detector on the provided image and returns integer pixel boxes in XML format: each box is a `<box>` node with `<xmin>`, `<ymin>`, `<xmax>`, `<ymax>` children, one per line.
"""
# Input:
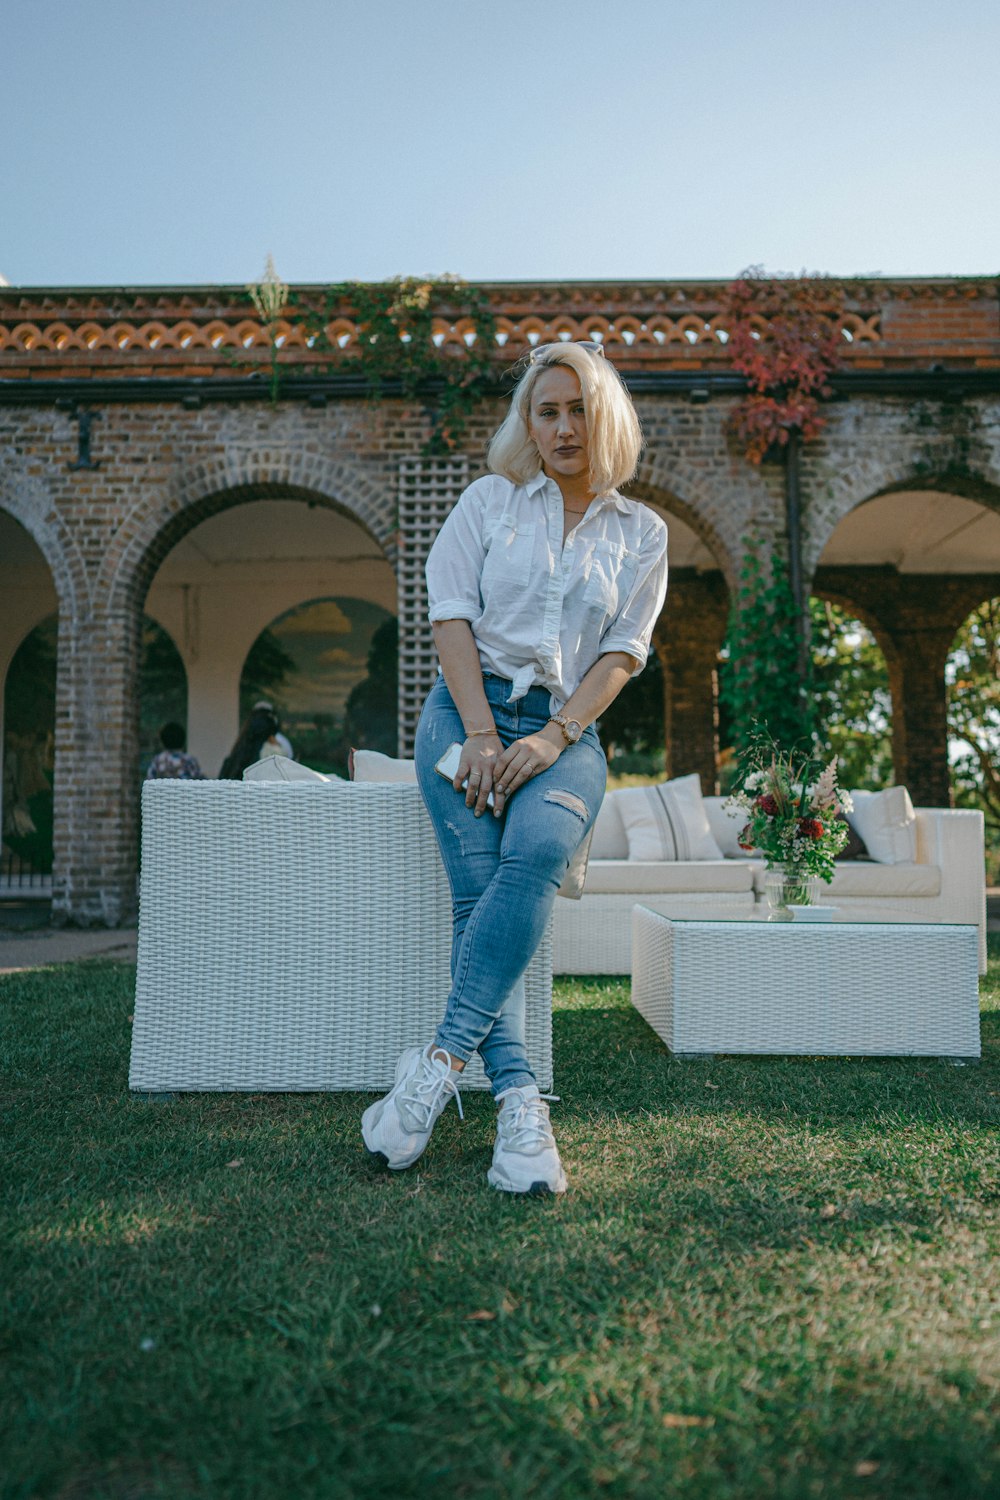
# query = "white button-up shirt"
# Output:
<box><xmin>425</xmin><ymin>472</ymin><xmax>669</xmax><ymax>709</ymax></box>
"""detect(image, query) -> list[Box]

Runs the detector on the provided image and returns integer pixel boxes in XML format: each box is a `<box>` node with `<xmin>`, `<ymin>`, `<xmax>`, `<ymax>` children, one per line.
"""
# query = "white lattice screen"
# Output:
<box><xmin>396</xmin><ymin>457</ymin><xmax>470</xmax><ymax>755</ymax></box>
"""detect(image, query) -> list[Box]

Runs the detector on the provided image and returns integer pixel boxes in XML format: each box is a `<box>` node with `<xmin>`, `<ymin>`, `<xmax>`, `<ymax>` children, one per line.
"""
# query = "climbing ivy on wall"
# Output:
<box><xmin>719</xmin><ymin>536</ymin><xmax>816</xmax><ymax>761</ymax></box>
<box><xmin>720</xmin><ymin>267</ymin><xmax>845</xmax><ymax>465</ymax></box>
<box><xmin>246</xmin><ymin>265</ymin><xmax>499</xmax><ymax>453</ymax></box>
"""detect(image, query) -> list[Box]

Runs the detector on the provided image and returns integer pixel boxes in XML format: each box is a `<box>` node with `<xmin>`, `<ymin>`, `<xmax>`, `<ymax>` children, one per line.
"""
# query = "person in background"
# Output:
<box><xmin>361</xmin><ymin>341</ymin><xmax>669</xmax><ymax>1195</ymax></box>
<box><xmin>219</xmin><ymin>706</ymin><xmax>279</xmax><ymax>780</ymax></box>
<box><xmin>145</xmin><ymin>722</ymin><xmax>205</xmax><ymax>781</ymax></box>
<box><xmin>252</xmin><ymin>699</ymin><xmax>294</xmax><ymax>759</ymax></box>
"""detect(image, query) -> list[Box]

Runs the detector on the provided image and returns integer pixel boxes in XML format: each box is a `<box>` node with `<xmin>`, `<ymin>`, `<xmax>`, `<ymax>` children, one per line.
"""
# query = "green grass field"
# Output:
<box><xmin>3</xmin><ymin>946</ymin><xmax>998</xmax><ymax>1500</ymax></box>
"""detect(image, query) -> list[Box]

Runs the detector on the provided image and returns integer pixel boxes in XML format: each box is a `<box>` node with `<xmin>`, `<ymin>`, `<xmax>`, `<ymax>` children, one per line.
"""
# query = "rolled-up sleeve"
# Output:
<box><xmin>599</xmin><ymin>514</ymin><xmax>669</xmax><ymax>673</ymax></box>
<box><xmin>425</xmin><ymin>481</ymin><xmax>488</xmax><ymax>623</ymax></box>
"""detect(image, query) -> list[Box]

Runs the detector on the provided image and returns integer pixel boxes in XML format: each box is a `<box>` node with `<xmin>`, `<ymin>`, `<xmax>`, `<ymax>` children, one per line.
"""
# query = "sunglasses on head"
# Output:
<box><xmin>528</xmin><ymin>339</ymin><xmax>606</xmax><ymax>364</ymax></box>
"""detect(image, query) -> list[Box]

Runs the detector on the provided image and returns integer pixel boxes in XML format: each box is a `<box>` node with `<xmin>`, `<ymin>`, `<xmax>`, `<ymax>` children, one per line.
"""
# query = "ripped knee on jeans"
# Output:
<box><xmin>543</xmin><ymin>789</ymin><xmax>589</xmax><ymax>822</ymax></box>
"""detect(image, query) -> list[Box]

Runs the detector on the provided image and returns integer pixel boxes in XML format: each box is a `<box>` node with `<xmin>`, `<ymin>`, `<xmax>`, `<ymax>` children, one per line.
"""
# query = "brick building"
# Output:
<box><xmin>1</xmin><ymin>279</ymin><xmax>999</xmax><ymax>924</ymax></box>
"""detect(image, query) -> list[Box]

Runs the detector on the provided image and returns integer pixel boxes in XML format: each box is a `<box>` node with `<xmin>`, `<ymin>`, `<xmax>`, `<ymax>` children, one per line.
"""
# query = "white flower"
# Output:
<box><xmin>839</xmin><ymin>790</ymin><xmax>854</xmax><ymax>813</ymax></box>
<box><xmin>743</xmin><ymin>771</ymin><xmax>764</xmax><ymax>791</ymax></box>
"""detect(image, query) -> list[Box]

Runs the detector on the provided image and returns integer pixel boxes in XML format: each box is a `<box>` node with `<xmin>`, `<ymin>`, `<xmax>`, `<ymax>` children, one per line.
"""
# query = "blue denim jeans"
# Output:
<box><xmin>414</xmin><ymin>673</ymin><xmax>607</xmax><ymax>1095</ymax></box>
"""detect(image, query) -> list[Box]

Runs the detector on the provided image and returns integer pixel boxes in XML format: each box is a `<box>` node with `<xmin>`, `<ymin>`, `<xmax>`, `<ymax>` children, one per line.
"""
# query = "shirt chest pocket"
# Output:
<box><xmin>583</xmin><ymin>541</ymin><xmax>638</xmax><ymax>616</ymax></box>
<box><xmin>482</xmin><ymin>515</ymin><xmax>536</xmax><ymax>592</ymax></box>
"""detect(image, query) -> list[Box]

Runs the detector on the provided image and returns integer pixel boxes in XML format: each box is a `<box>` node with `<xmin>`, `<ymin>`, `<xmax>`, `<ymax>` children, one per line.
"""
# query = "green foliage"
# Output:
<box><xmin>811</xmin><ymin>599</ymin><xmax>894</xmax><ymax>791</ymax></box>
<box><xmin>597</xmin><ymin>647</ymin><xmax>665</xmax><ymax>769</ymax></box>
<box><xmin>285</xmin><ymin>277</ymin><xmax>498</xmax><ymax>453</ymax></box>
<box><xmin>719</xmin><ymin>540</ymin><xmax>815</xmax><ymax>765</ymax></box>
<box><xmin>947</xmin><ymin>597</ymin><xmax>1000</xmax><ymax>879</ymax></box>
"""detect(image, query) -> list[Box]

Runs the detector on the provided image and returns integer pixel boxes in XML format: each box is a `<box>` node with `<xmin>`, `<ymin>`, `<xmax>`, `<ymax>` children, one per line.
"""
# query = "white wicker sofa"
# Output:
<box><xmin>552</xmin><ymin>786</ymin><xmax>988</xmax><ymax>976</ymax></box>
<box><xmin>129</xmin><ymin>778</ymin><xmax>554</xmax><ymax>1094</ymax></box>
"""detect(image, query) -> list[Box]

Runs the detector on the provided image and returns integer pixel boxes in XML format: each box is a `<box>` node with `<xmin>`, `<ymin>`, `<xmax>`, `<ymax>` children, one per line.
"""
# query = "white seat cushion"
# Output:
<box><xmin>584</xmin><ymin>859</ymin><xmax>754</xmax><ymax>895</ymax></box>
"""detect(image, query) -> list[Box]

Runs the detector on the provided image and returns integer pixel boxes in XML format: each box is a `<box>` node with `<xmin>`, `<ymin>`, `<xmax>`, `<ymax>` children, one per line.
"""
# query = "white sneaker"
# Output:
<box><xmin>488</xmin><ymin>1085</ymin><xmax>567</xmax><ymax>1196</ymax></box>
<box><xmin>362</xmin><ymin>1044</ymin><xmax>463</xmax><ymax>1170</ymax></box>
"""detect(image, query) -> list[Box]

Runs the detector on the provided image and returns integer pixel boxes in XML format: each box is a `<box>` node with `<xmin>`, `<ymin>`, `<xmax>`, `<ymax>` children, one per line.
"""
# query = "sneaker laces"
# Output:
<box><xmin>499</xmin><ymin>1090</ymin><xmax>557</xmax><ymax>1151</ymax></box>
<box><xmin>399</xmin><ymin>1048</ymin><xmax>464</xmax><ymax>1128</ymax></box>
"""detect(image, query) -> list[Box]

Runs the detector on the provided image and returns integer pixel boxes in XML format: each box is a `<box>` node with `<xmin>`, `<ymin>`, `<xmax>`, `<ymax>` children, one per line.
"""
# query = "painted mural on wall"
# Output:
<box><xmin>240</xmin><ymin>596</ymin><xmax>397</xmax><ymax>777</ymax></box>
<box><xmin>2</xmin><ymin>616</ymin><xmax>56</xmax><ymax>878</ymax></box>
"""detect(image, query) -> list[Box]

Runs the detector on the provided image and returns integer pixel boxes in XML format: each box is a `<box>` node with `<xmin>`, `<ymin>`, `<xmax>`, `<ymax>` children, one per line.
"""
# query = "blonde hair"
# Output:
<box><xmin>486</xmin><ymin>343</ymin><xmax>643</xmax><ymax>496</ymax></box>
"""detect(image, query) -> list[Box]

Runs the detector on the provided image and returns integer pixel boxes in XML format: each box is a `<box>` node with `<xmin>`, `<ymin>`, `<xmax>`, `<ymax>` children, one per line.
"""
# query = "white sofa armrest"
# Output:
<box><xmin>914</xmin><ymin>808</ymin><xmax>987</xmax><ymax>971</ymax></box>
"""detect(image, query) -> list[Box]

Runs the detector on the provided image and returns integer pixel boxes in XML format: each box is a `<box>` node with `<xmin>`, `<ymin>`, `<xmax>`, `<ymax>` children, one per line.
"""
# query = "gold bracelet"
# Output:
<box><xmin>464</xmin><ymin>726</ymin><xmax>498</xmax><ymax>738</ymax></box>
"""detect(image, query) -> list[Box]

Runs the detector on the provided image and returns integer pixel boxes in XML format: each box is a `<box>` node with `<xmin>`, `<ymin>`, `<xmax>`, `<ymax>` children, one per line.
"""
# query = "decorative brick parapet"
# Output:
<box><xmin>3</xmin><ymin>278</ymin><xmax>996</xmax><ymax>384</ymax></box>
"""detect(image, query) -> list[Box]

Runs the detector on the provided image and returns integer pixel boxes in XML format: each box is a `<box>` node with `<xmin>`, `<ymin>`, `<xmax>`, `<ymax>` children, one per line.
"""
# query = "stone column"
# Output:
<box><xmin>51</xmin><ymin>604</ymin><xmax>142</xmax><ymax>926</ymax></box>
<box><xmin>885</xmin><ymin>626</ymin><xmax>954</xmax><ymax>808</ymax></box>
<box><xmin>655</xmin><ymin>570</ymin><xmax>729</xmax><ymax>794</ymax></box>
<box><xmin>814</xmin><ymin>567</ymin><xmax>999</xmax><ymax>809</ymax></box>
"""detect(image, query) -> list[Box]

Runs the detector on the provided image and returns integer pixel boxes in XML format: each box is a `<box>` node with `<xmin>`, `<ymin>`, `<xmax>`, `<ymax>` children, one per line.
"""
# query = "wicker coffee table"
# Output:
<box><xmin>631</xmin><ymin>906</ymin><xmax>981</xmax><ymax>1062</ymax></box>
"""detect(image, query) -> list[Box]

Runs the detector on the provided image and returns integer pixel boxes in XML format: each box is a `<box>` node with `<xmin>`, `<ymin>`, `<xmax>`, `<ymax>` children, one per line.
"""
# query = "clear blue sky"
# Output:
<box><xmin>4</xmin><ymin>0</ymin><xmax>998</xmax><ymax>288</ymax></box>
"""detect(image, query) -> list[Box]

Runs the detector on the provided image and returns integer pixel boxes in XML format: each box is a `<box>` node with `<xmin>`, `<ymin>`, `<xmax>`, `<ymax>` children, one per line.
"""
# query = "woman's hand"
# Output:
<box><xmin>492</xmin><ymin>730</ymin><xmax>562</xmax><ymax>816</ymax></box>
<box><xmin>456</xmin><ymin>734</ymin><xmax>502</xmax><ymax>817</ymax></box>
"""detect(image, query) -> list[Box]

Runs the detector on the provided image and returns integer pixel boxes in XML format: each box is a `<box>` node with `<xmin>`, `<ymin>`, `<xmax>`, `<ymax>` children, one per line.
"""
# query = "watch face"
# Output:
<box><xmin>566</xmin><ymin>720</ymin><xmax>583</xmax><ymax>744</ymax></box>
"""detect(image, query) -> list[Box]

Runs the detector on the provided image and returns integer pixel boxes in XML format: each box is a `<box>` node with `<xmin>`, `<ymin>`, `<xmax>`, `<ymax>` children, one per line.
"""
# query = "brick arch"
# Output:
<box><xmin>99</xmin><ymin>450</ymin><xmax>397</xmax><ymax>616</ymax></box>
<box><xmin>809</xmin><ymin>581</ymin><xmax>901</xmax><ymax>675</ymax></box>
<box><xmin>804</xmin><ymin>453</ymin><xmax>1000</xmax><ymax>583</ymax></box>
<box><xmin>0</xmin><ymin>466</ymin><xmax>89</xmax><ymax>620</ymax></box>
<box><xmin>627</xmin><ymin>470</ymin><xmax>739</xmax><ymax>590</ymax></box>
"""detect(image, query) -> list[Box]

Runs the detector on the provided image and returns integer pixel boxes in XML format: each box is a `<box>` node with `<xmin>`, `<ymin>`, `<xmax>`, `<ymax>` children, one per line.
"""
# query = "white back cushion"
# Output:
<box><xmin>352</xmin><ymin>749</ymin><xmax>418</xmax><ymax>783</ymax></box>
<box><xmin>590</xmin><ymin>793</ymin><xmax>629</xmax><ymax>859</ymax></box>
<box><xmin>615</xmin><ymin>775</ymin><xmax>724</xmax><ymax>862</ymax></box>
<box><xmin>847</xmin><ymin>787</ymin><xmax>916</xmax><ymax>864</ymax></box>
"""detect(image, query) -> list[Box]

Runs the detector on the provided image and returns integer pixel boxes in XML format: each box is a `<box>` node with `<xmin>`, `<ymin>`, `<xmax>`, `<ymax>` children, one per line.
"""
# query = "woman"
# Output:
<box><xmin>218</xmin><ymin>706</ymin><xmax>279</xmax><ymax>781</ymax></box>
<box><xmin>362</xmin><ymin>341</ymin><xmax>669</xmax><ymax>1194</ymax></box>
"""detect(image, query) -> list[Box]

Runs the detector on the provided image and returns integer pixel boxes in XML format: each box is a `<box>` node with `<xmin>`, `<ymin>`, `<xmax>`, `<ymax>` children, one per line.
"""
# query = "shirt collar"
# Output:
<box><xmin>524</xmin><ymin>471</ymin><xmax>623</xmax><ymax>511</ymax></box>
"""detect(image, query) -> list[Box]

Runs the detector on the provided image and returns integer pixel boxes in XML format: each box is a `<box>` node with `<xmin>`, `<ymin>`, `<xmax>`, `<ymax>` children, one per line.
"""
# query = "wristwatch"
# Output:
<box><xmin>548</xmin><ymin>713</ymin><xmax>583</xmax><ymax>746</ymax></box>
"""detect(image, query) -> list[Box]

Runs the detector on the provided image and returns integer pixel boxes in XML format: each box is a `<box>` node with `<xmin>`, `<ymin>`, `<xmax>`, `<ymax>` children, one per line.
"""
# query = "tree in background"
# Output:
<box><xmin>947</xmin><ymin>597</ymin><xmax>1000</xmax><ymax>880</ymax></box>
<box><xmin>596</xmin><ymin>649</ymin><xmax>665</xmax><ymax>778</ymax></box>
<box><xmin>810</xmin><ymin>599</ymin><xmax>893</xmax><ymax>791</ymax></box>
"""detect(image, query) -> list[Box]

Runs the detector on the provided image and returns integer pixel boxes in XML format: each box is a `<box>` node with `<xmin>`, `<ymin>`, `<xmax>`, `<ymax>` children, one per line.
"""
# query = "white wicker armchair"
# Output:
<box><xmin>129</xmin><ymin>780</ymin><xmax>553</xmax><ymax>1093</ymax></box>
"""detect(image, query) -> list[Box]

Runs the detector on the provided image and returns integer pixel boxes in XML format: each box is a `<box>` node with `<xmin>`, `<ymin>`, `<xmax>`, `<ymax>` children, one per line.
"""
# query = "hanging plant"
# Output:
<box><xmin>285</xmin><ymin>275</ymin><xmax>498</xmax><ymax>454</ymax></box>
<box><xmin>721</xmin><ymin>267</ymin><xmax>845</xmax><ymax>464</ymax></box>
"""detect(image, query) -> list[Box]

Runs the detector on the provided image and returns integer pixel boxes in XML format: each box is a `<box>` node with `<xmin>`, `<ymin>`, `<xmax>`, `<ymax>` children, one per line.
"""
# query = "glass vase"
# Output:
<box><xmin>764</xmin><ymin>864</ymin><xmax>821</xmax><ymax>921</ymax></box>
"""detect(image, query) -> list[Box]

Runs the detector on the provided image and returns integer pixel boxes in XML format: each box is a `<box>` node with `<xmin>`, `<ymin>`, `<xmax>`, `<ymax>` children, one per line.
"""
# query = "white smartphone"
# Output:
<box><xmin>434</xmin><ymin>741</ymin><xmax>496</xmax><ymax>809</ymax></box>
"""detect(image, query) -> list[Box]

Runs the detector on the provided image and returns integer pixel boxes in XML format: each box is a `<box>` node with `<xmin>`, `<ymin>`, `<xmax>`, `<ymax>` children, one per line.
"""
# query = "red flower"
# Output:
<box><xmin>798</xmin><ymin>817</ymin><xmax>824</xmax><ymax>839</ymax></box>
<box><xmin>756</xmin><ymin>793</ymin><xmax>779</xmax><ymax>817</ymax></box>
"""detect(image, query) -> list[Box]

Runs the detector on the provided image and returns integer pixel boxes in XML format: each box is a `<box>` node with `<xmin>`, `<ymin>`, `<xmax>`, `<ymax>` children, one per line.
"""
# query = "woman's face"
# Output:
<box><xmin>527</xmin><ymin>365</ymin><xmax>589</xmax><ymax>484</ymax></box>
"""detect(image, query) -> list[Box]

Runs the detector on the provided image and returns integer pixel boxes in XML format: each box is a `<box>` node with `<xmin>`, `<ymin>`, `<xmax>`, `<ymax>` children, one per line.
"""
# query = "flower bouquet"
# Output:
<box><xmin>724</xmin><ymin>726</ymin><xmax>853</xmax><ymax>918</ymax></box>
